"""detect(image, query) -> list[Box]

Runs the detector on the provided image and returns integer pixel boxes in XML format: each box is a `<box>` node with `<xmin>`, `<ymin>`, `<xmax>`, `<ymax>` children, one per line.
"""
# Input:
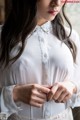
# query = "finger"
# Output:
<box><xmin>36</xmin><ymin>85</ymin><xmax>50</xmax><ymax>94</ymax></box>
<box><xmin>30</xmin><ymin>101</ymin><xmax>42</xmax><ymax>108</ymax></box>
<box><xmin>55</xmin><ymin>100</ymin><xmax>61</xmax><ymax>103</ymax></box>
<box><xmin>47</xmin><ymin>84</ymin><xmax>58</xmax><ymax>101</ymax></box>
<box><xmin>31</xmin><ymin>96</ymin><xmax>46</xmax><ymax>104</ymax></box>
<box><xmin>53</xmin><ymin>87</ymin><xmax>66</xmax><ymax>101</ymax></box>
<box><xmin>43</xmin><ymin>85</ymin><xmax>53</xmax><ymax>89</ymax></box>
<box><xmin>55</xmin><ymin>100</ymin><xmax>65</xmax><ymax>103</ymax></box>
<box><xmin>62</xmin><ymin>94</ymin><xmax>72</xmax><ymax>103</ymax></box>
<box><xmin>36</xmin><ymin>92</ymin><xmax>47</xmax><ymax>100</ymax></box>
<box><xmin>56</xmin><ymin>91</ymin><xmax>69</xmax><ymax>102</ymax></box>
<box><xmin>32</xmin><ymin>89</ymin><xmax>47</xmax><ymax>100</ymax></box>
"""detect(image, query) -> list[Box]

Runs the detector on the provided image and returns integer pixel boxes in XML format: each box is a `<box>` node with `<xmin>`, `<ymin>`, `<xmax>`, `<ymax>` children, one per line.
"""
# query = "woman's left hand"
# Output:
<box><xmin>47</xmin><ymin>81</ymin><xmax>77</xmax><ymax>103</ymax></box>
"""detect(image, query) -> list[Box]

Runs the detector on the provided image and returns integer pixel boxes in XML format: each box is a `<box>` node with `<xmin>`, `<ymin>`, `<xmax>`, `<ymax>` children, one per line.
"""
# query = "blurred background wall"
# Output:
<box><xmin>0</xmin><ymin>0</ymin><xmax>5</xmax><ymax>24</ymax></box>
<box><xmin>65</xmin><ymin>3</ymin><xmax>80</xmax><ymax>36</ymax></box>
<box><xmin>0</xmin><ymin>0</ymin><xmax>11</xmax><ymax>24</ymax></box>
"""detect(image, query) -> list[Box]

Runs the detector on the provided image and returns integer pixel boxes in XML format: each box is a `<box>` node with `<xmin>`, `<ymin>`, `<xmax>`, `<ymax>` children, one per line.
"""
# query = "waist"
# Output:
<box><xmin>17</xmin><ymin>101</ymin><xmax>66</xmax><ymax>117</ymax></box>
<box><xmin>18</xmin><ymin>107</ymin><xmax>73</xmax><ymax>120</ymax></box>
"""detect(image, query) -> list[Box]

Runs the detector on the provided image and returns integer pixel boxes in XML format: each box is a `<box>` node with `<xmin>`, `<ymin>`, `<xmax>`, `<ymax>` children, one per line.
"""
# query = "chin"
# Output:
<box><xmin>47</xmin><ymin>16</ymin><xmax>56</xmax><ymax>21</ymax></box>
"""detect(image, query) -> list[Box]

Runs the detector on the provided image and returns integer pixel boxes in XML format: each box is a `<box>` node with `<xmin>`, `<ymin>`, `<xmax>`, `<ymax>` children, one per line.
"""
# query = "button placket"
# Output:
<box><xmin>37</xmin><ymin>27</ymin><xmax>50</xmax><ymax>85</ymax></box>
<box><xmin>37</xmin><ymin>29</ymin><xmax>49</xmax><ymax>63</ymax></box>
<box><xmin>40</xmin><ymin>38</ymin><xmax>44</xmax><ymax>43</ymax></box>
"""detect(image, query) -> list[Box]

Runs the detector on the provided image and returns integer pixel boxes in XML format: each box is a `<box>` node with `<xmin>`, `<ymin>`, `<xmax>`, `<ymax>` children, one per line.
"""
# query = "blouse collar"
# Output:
<box><xmin>27</xmin><ymin>21</ymin><xmax>52</xmax><ymax>39</ymax></box>
<box><xmin>34</xmin><ymin>21</ymin><xmax>52</xmax><ymax>34</ymax></box>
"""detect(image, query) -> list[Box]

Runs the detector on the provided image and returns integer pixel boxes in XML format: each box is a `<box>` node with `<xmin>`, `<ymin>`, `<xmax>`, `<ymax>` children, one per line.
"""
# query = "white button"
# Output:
<box><xmin>44</xmin><ymin>53</ymin><xmax>47</xmax><ymax>58</ymax></box>
<box><xmin>41</xmin><ymin>38</ymin><xmax>44</xmax><ymax>42</ymax></box>
<box><xmin>43</xmin><ymin>53</ymin><xmax>48</xmax><ymax>63</ymax></box>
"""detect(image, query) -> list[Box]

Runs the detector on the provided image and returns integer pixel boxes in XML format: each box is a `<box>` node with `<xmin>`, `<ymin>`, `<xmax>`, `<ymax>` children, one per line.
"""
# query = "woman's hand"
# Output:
<box><xmin>47</xmin><ymin>81</ymin><xmax>77</xmax><ymax>103</ymax></box>
<box><xmin>13</xmin><ymin>84</ymin><xmax>50</xmax><ymax>108</ymax></box>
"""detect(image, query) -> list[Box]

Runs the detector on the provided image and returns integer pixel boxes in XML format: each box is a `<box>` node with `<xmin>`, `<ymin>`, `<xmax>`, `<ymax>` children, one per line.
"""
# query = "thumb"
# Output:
<box><xmin>47</xmin><ymin>84</ymin><xmax>58</xmax><ymax>101</ymax></box>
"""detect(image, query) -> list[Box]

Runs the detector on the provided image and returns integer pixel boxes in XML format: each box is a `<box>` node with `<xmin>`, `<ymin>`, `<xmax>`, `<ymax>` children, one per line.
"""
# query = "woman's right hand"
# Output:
<box><xmin>13</xmin><ymin>84</ymin><xmax>50</xmax><ymax>108</ymax></box>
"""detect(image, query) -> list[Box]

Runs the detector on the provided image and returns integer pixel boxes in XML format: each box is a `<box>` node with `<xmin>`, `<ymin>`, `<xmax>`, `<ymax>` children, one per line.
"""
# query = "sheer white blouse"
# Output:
<box><xmin>0</xmin><ymin>22</ymin><xmax>80</xmax><ymax>119</ymax></box>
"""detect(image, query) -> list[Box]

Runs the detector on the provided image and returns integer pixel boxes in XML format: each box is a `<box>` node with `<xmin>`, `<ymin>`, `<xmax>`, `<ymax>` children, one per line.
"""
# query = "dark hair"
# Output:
<box><xmin>0</xmin><ymin>0</ymin><xmax>76</xmax><ymax>67</ymax></box>
<box><xmin>52</xmin><ymin>3</ymin><xmax>77</xmax><ymax>62</ymax></box>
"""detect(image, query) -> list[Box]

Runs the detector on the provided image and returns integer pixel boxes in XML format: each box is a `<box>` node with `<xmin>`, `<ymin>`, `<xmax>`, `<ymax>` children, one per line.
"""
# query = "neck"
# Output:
<box><xmin>37</xmin><ymin>18</ymin><xmax>48</xmax><ymax>26</ymax></box>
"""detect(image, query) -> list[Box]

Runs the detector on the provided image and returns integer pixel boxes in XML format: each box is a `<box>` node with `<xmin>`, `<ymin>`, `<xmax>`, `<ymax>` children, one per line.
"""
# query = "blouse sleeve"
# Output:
<box><xmin>0</xmin><ymin>85</ymin><xmax>20</xmax><ymax>119</ymax></box>
<box><xmin>66</xmin><ymin>29</ymin><xmax>80</xmax><ymax>108</ymax></box>
<box><xmin>0</xmin><ymin>25</ymin><xmax>21</xmax><ymax>119</ymax></box>
<box><xmin>0</xmin><ymin>58</ymin><xmax>30</xmax><ymax>118</ymax></box>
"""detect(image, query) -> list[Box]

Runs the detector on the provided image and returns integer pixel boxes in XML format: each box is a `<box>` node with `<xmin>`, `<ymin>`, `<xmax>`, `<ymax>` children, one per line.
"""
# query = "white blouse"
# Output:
<box><xmin>0</xmin><ymin>22</ymin><xmax>80</xmax><ymax>119</ymax></box>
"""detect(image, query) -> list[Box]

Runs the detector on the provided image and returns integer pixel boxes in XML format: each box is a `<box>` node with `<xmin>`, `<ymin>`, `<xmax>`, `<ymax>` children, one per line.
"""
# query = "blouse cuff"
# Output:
<box><xmin>69</xmin><ymin>80</ymin><xmax>80</xmax><ymax>93</ymax></box>
<box><xmin>66</xmin><ymin>80</ymin><xmax>80</xmax><ymax>108</ymax></box>
<box><xmin>1</xmin><ymin>85</ymin><xmax>21</xmax><ymax>119</ymax></box>
<box><xmin>66</xmin><ymin>93</ymin><xmax>80</xmax><ymax>108</ymax></box>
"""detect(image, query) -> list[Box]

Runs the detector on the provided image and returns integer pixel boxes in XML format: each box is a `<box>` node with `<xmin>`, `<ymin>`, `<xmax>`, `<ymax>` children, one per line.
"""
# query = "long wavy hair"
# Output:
<box><xmin>0</xmin><ymin>0</ymin><xmax>76</xmax><ymax>67</ymax></box>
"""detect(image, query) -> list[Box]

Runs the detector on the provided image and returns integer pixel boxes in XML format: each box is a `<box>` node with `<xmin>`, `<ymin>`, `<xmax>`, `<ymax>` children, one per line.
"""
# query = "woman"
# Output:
<box><xmin>0</xmin><ymin>0</ymin><xmax>80</xmax><ymax>120</ymax></box>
